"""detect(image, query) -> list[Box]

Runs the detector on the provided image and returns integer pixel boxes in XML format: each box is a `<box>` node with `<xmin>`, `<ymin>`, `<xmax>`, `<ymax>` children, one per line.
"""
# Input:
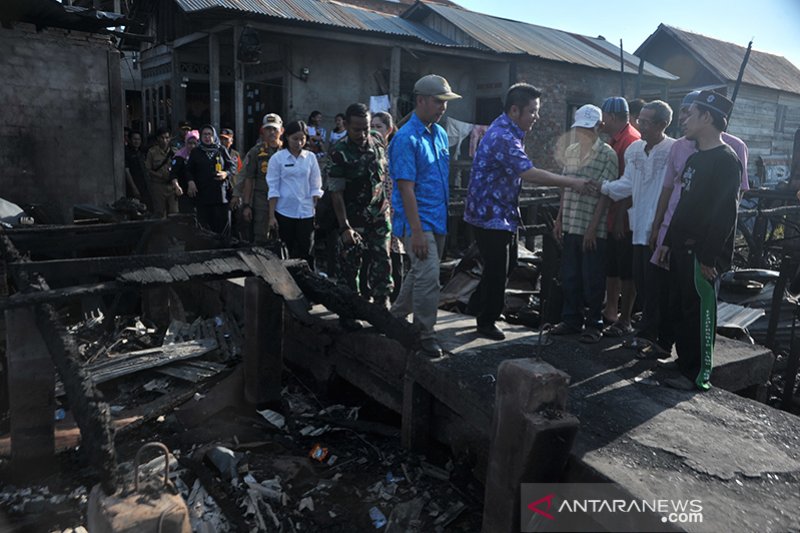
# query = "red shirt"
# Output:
<box><xmin>606</xmin><ymin>123</ymin><xmax>641</xmax><ymax>232</ymax></box>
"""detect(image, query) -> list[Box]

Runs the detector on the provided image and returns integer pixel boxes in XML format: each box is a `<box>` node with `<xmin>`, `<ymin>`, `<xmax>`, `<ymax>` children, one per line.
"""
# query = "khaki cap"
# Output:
<box><xmin>413</xmin><ymin>74</ymin><xmax>461</xmax><ymax>101</ymax></box>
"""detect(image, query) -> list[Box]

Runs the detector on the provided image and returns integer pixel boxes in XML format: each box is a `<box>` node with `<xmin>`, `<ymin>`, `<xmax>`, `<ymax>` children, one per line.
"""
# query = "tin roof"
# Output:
<box><xmin>637</xmin><ymin>25</ymin><xmax>800</xmax><ymax>95</ymax></box>
<box><xmin>404</xmin><ymin>2</ymin><xmax>677</xmax><ymax>79</ymax></box>
<box><xmin>174</xmin><ymin>0</ymin><xmax>463</xmax><ymax>47</ymax></box>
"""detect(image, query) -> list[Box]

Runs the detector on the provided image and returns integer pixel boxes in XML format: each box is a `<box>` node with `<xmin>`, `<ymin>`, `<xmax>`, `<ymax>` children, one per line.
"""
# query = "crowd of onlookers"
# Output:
<box><xmin>124</xmin><ymin>74</ymin><xmax>745</xmax><ymax>392</ymax></box>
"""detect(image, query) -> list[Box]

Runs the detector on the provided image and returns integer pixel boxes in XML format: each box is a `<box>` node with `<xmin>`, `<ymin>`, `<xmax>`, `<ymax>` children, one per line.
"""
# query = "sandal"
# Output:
<box><xmin>579</xmin><ymin>327</ymin><xmax>602</xmax><ymax>344</ymax></box>
<box><xmin>602</xmin><ymin>321</ymin><xmax>634</xmax><ymax>337</ymax></box>
<box><xmin>550</xmin><ymin>322</ymin><xmax>582</xmax><ymax>336</ymax></box>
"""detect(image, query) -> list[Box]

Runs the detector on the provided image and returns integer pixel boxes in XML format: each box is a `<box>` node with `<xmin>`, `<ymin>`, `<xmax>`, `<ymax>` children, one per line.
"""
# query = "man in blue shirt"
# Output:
<box><xmin>389</xmin><ymin>74</ymin><xmax>460</xmax><ymax>357</ymax></box>
<box><xmin>464</xmin><ymin>83</ymin><xmax>595</xmax><ymax>340</ymax></box>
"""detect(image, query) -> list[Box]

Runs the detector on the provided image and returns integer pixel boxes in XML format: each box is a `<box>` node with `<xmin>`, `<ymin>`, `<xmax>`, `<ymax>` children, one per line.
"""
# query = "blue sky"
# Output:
<box><xmin>454</xmin><ymin>0</ymin><xmax>800</xmax><ymax>69</ymax></box>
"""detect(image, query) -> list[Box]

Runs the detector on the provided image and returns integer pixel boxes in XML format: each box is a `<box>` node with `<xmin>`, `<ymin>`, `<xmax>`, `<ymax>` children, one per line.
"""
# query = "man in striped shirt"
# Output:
<box><xmin>552</xmin><ymin>105</ymin><xmax>619</xmax><ymax>343</ymax></box>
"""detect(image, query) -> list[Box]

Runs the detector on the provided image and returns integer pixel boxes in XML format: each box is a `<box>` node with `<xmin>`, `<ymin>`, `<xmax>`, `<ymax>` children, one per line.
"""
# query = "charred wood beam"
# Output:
<box><xmin>0</xmin><ymin>257</ymin><xmax>307</xmax><ymax>310</ymax></box>
<box><xmin>285</xmin><ymin>263</ymin><xmax>422</xmax><ymax>352</ymax></box>
<box><xmin>5</xmin><ymin>216</ymin><xmax>205</xmax><ymax>256</ymax></box>
<box><xmin>738</xmin><ymin>205</ymin><xmax>800</xmax><ymax>218</ymax></box>
<box><xmin>7</xmin><ymin>248</ymin><xmax>261</xmax><ymax>281</ymax></box>
<box><xmin>0</xmin><ymin>231</ymin><xmax>118</xmax><ymax>493</ymax></box>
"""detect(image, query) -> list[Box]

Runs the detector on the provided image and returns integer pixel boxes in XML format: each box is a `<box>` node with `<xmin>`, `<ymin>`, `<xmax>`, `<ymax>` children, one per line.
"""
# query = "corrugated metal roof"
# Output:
<box><xmin>412</xmin><ymin>3</ymin><xmax>676</xmax><ymax>79</ymax></box>
<box><xmin>174</xmin><ymin>0</ymin><xmax>463</xmax><ymax>47</ymax></box>
<box><xmin>654</xmin><ymin>25</ymin><xmax>800</xmax><ymax>95</ymax></box>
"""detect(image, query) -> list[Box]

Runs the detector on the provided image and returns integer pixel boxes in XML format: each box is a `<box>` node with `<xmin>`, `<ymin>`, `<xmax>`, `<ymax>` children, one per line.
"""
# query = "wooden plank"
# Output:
<box><xmin>244</xmin><ymin>278</ymin><xmax>284</xmax><ymax>405</ymax></box>
<box><xmin>55</xmin><ymin>339</ymin><xmax>218</xmax><ymax>396</ymax></box>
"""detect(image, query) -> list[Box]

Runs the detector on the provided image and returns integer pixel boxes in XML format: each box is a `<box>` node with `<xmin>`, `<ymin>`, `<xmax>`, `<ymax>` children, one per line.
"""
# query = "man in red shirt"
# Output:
<box><xmin>600</xmin><ymin>97</ymin><xmax>641</xmax><ymax>337</ymax></box>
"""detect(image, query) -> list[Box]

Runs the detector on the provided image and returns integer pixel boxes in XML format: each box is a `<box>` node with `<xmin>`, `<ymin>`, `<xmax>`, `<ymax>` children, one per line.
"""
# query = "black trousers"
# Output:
<box><xmin>197</xmin><ymin>203</ymin><xmax>230</xmax><ymax>235</ymax></box>
<box><xmin>276</xmin><ymin>212</ymin><xmax>315</xmax><ymax>269</ymax></box>
<box><xmin>633</xmin><ymin>245</ymin><xmax>662</xmax><ymax>341</ymax></box>
<box><xmin>468</xmin><ymin>226</ymin><xmax>517</xmax><ymax>327</ymax></box>
<box><xmin>669</xmin><ymin>248</ymin><xmax>718</xmax><ymax>389</ymax></box>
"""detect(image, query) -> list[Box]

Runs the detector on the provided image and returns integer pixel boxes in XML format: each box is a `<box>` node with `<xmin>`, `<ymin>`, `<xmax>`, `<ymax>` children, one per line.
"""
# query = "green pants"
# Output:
<box><xmin>338</xmin><ymin>216</ymin><xmax>393</xmax><ymax>300</ymax></box>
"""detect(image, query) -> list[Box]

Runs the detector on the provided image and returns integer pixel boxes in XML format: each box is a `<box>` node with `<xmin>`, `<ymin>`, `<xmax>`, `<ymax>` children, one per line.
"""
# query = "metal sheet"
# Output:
<box><xmin>175</xmin><ymin>0</ymin><xmax>463</xmax><ymax>47</ymax></box>
<box><xmin>656</xmin><ymin>25</ymin><xmax>800</xmax><ymax>96</ymax></box>
<box><xmin>416</xmin><ymin>3</ymin><xmax>676</xmax><ymax>79</ymax></box>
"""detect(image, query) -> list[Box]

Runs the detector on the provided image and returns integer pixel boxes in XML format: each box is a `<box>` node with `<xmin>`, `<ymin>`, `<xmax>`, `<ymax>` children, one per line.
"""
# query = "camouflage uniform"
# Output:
<box><xmin>327</xmin><ymin>132</ymin><xmax>393</xmax><ymax>300</ymax></box>
<box><xmin>239</xmin><ymin>142</ymin><xmax>279</xmax><ymax>244</ymax></box>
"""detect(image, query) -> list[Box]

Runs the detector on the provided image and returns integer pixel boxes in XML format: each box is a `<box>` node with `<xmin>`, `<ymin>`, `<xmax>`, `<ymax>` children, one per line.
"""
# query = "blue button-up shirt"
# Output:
<box><xmin>389</xmin><ymin>112</ymin><xmax>450</xmax><ymax>237</ymax></box>
<box><xmin>464</xmin><ymin>113</ymin><xmax>535</xmax><ymax>232</ymax></box>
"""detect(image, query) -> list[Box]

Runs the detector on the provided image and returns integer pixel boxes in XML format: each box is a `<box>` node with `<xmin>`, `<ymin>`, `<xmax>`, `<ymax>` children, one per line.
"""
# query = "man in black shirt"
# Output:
<box><xmin>659</xmin><ymin>91</ymin><xmax>741</xmax><ymax>391</ymax></box>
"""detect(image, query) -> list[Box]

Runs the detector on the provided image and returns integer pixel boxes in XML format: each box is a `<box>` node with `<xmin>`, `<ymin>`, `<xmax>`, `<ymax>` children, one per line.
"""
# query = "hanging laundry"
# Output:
<box><xmin>470</xmin><ymin>125</ymin><xmax>490</xmax><ymax>157</ymax></box>
<box><xmin>369</xmin><ymin>95</ymin><xmax>391</xmax><ymax>114</ymax></box>
<box><xmin>445</xmin><ymin>117</ymin><xmax>474</xmax><ymax>158</ymax></box>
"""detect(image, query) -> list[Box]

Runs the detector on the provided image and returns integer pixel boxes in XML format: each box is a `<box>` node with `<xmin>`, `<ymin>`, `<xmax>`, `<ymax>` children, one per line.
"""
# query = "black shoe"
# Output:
<box><xmin>339</xmin><ymin>317</ymin><xmax>363</xmax><ymax>331</ymax></box>
<box><xmin>477</xmin><ymin>323</ymin><xmax>505</xmax><ymax>340</ymax></box>
<box><xmin>419</xmin><ymin>338</ymin><xmax>443</xmax><ymax>358</ymax></box>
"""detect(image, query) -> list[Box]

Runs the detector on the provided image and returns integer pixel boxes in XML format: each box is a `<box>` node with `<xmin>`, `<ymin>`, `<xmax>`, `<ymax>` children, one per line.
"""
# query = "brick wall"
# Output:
<box><xmin>0</xmin><ymin>24</ymin><xmax>124</xmax><ymax>222</ymax></box>
<box><xmin>516</xmin><ymin>60</ymin><xmax>642</xmax><ymax>171</ymax></box>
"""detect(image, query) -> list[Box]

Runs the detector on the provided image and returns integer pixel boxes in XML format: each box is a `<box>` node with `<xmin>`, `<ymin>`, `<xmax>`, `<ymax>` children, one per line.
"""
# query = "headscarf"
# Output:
<box><xmin>199</xmin><ymin>124</ymin><xmax>222</xmax><ymax>159</ymax></box>
<box><xmin>175</xmin><ymin>129</ymin><xmax>199</xmax><ymax>160</ymax></box>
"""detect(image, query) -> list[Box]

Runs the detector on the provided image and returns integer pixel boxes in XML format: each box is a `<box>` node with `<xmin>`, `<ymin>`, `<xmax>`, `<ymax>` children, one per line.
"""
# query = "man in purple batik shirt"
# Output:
<box><xmin>464</xmin><ymin>83</ymin><xmax>595</xmax><ymax>340</ymax></box>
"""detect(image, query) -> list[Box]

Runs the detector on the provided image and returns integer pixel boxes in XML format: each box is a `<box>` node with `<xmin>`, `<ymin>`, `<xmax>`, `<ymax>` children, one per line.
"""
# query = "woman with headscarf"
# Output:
<box><xmin>170</xmin><ymin>129</ymin><xmax>198</xmax><ymax>214</ymax></box>
<box><xmin>186</xmin><ymin>125</ymin><xmax>236</xmax><ymax>234</ymax></box>
<box><xmin>371</xmin><ymin>111</ymin><xmax>404</xmax><ymax>301</ymax></box>
<box><xmin>267</xmin><ymin>120</ymin><xmax>323</xmax><ymax>267</ymax></box>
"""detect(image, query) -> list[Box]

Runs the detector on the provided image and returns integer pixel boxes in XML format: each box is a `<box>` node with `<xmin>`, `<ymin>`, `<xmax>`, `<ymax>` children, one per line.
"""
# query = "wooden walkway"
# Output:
<box><xmin>219</xmin><ymin>279</ymin><xmax>800</xmax><ymax>531</ymax></box>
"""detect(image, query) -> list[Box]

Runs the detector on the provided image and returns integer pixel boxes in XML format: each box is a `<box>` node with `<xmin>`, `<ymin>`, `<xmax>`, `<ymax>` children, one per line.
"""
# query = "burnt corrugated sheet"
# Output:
<box><xmin>417</xmin><ymin>3</ymin><xmax>676</xmax><ymax>79</ymax></box>
<box><xmin>659</xmin><ymin>25</ymin><xmax>800</xmax><ymax>95</ymax></box>
<box><xmin>174</xmin><ymin>0</ymin><xmax>462</xmax><ymax>47</ymax></box>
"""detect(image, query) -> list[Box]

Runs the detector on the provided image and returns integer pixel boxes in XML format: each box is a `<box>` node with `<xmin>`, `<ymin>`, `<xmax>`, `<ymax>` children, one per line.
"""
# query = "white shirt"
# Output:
<box><xmin>266</xmin><ymin>149</ymin><xmax>323</xmax><ymax>219</ymax></box>
<box><xmin>601</xmin><ymin>137</ymin><xmax>676</xmax><ymax>245</ymax></box>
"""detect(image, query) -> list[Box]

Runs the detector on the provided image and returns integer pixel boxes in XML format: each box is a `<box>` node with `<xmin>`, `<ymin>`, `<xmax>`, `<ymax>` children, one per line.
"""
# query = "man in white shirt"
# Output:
<box><xmin>601</xmin><ymin>100</ymin><xmax>675</xmax><ymax>346</ymax></box>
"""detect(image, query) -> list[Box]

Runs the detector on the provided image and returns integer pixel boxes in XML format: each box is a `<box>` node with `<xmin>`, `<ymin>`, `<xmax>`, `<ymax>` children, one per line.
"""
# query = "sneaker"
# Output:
<box><xmin>477</xmin><ymin>323</ymin><xmax>505</xmax><ymax>340</ymax></box>
<box><xmin>419</xmin><ymin>338</ymin><xmax>443</xmax><ymax>358</ymax></box>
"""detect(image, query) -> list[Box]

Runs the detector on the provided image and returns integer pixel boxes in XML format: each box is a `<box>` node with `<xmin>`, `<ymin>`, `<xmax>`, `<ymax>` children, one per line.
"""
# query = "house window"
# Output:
<box><xmin>775</xmin><ymin>104</ymin><xmax>787</xmax><ymax>133</ymax></box>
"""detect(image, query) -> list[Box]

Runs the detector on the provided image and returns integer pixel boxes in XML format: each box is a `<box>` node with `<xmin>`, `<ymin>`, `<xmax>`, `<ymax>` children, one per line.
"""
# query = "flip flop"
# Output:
<box><xmin>579</xmin><ymin>327</ymin><xmax>602</xmax><ymax>344</ymax></box>
<box><xmin>603</xmin><ymin>321</ymin><xmax>634</xmax><ymax>337</ymax></box>
<box><xmin>550</xmin><ymin>322</ymin><xmax>582</xmax><ymax>336</ymax></box>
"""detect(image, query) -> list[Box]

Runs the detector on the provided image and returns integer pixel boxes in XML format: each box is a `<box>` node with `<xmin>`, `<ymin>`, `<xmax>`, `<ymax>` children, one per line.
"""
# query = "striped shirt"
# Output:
<box><xmin>560</xmin><ymin>137</ymin><xmax>618</xmax><ymax>238</ymax></box>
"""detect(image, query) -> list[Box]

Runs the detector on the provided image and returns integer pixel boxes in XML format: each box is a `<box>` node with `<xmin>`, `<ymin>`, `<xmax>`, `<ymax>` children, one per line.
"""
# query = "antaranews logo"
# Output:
<box><xmin>527</xmin><ymin>494</ymin><xmax>556</xmax><ymax>520</ymax></box>
<box><xmin>520</xmin><ymin>484</ymin><xmax>704</xmax><ymax>532</ymax></box>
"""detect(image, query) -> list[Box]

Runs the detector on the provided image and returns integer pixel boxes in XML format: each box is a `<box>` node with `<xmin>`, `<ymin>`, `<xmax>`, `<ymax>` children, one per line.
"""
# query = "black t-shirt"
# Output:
<box><xmin>665</xmin><ymin>144</ymin><xmax>741</xmax><ymax>270</ymax></box>
<box><xmin>125</xmin><ymin>147</ymin><xmax>149</xmax><ymax>196</ymax></box>
<box><xmin>186</xmin><ymin>146</ymin><xmax>235</xmax><ymax>205</ymax></box>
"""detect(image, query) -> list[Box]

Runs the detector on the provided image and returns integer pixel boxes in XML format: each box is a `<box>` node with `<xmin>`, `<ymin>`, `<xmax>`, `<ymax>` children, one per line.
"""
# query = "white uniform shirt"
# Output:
<box><xmin>601</xmin><ymin>137</ymin><xmax>676</xmax><ymax>245</ymax></box>
<box><xmin>266</xmin><ymin>149</ymin><xmax>323</xmax><ymax>219</ymax></box>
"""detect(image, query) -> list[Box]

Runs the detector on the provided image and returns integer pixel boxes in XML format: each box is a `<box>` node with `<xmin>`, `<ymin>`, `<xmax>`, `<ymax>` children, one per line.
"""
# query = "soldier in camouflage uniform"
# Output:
<box><xmin>234</xmin><ymin>113</ymin><xmax>283</xmax><ymax>244</ymax></box>
<box><xmin>327</xmin><ymin>103</ymin><xmax>393</xmax><ymax>310</ymax></box>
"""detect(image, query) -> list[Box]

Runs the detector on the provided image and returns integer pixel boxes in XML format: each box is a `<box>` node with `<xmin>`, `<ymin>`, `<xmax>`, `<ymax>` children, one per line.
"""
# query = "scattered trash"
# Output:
<box><xmin>143</xmin><ymin>377</ymin><xmax>171</xmax><ymax>393</ymax></box>
<box><xmin>54</xmin><ymin>408</ymin><xmax>66</xmax><ymax>421</ymax></box>
<box><xmin>386</xmin><ymin>497</ymin><xmax>426</xmax><ymax>533</ymax></box>
<box><xmin>205</xmin><ymin>446</ymin><xmax>244</xmax><ymax>481</ymax></box>
<box><xmin>369</xmin><ymin>506</ymin><xmax>388</xmax><ymax>529</ymax></box>
<box><xmin>420</xmin><ymin>462</ymin><xmax>450</xmax><ymax>481</ymax></box>
<box><xmin>434</xmin><ymin>501</ymin><xmax>467</xmax><ymax>527</ymax></box>
<box><xmin>309</xmin><ymin>444</ymin><xmax>329</xmax><ymax>462</ymax></box>
<box><xmin>326</xmin><ymin>455</ymin><xmax>338</xmax><ymax>467</ymax></box>
<box><xmin>193</xmin><ymin>392</ymin><xmax>206</xmax><ymax>401</ymax></box>
<box><xmin>385</xmin><ymin>471</ymin><xmax>403</xmax><ymax>484</ymax></box>
<box><xmin>257</xmin><ymin>409</ymin><xmax>286</xmax><ymax>429</ymax></box>
<box><xmin>298</xmin><ymin>496</ymin><xmax>315</xmax><ymax>512</ymax></box>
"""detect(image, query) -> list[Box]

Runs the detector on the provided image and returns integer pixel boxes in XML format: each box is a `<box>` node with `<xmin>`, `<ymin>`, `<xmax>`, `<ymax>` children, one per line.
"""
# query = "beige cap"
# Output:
<box><xmin>262</xmin><ymin>113</ymin><xmax>283</xmax><ymax>129</ymax></box>
<box><xmin>413</xmin><ymin>74</ymin><xmax>461</xmax><ymax>101</ymax></box>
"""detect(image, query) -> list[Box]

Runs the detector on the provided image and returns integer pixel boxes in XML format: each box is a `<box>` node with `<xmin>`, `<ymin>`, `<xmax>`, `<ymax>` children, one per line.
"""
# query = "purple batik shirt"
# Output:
<box><xmin>464</xmin><ymin>113</ymin><xmax>534</xmax><ymax>233</ymax></box>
